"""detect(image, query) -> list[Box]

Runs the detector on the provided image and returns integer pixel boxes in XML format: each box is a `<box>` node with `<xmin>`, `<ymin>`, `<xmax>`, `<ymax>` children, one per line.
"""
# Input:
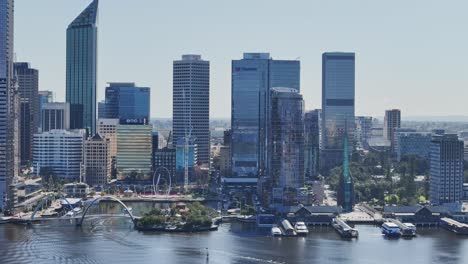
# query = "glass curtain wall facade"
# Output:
<box><xmin>14</xmin><ymin>62</ymin><xmax>39</xmax><ymax>166</ymax></box>
<box><xmin>304</xmin><ymin>110</ymin><xmax>321</xmax><ymax>180</ymax></box>
<box><xmin>231</xmin><ymin>53</ymin><xmax>300</xmax><ymax>177</ymax></box>
<box><xmin>104</xmin><ymin>83</ymin><xmax>150</xmax><ymax>121</ymax></box>
<box><xmin>0</xmin><ymin>0</ymin><xmax>17</xmax><ymax>210</ymax></box>
<box><xmin>116</xmin><ymin>124</ymin><xmax>152</xmax><ymax>180</ymax></box>
<box><xmin>66</xmin><ymin>0</ymin><xmax>98</xmax><ymax>134</ymax></box>
<box><xmin>270</xmin><ymin>88</ymin><xmax>304</xmax><ymax>189</ymax></box>
<box><xmin>321</xmin><ymin>52</ymin><xmax>355</xmax><ymax>172</ymax></box>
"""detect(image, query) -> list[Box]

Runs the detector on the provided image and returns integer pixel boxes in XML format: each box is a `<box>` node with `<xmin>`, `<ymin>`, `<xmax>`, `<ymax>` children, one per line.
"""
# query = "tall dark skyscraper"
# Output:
<box><xmin>172</xmin><ymin>55</ymin><xmax>210</xmax><ymax>167</ymax></box>
<box><xmin>104</xmin><ymin>83</ymin><xmax>150</xmax><ymax>121</ymax></box>
<box><xmin>304</xmin><ymin>109</ymin><xmax>321</xmax><ymax>180</ymax></box>
<box><xmin>0</xmin><ymin>0</ymin><xmax>18</xmax><ymax>210</ymax></box>
<box><xmin>66</xmin><ymin>0</ymin><xmax>98</xmax><ymax>134</ymax></box>
<box><xmin>14</xmin><ymin>62</ymin><xmax>38</xmax><ymax>166</ymax></box>
<box><xmin>231</xmin><ymin>53</ymin><xmax>300</xmax><ymax>178</ymax></box>
<box><xmin>429</xmin><ymin>134</ymin><xmax>464</xmax><ymax>205</ymax></box>
<box><xmin>321</xmin><ymin>52</ymin><xmax>355</xmax><ymax>173</ymax></box>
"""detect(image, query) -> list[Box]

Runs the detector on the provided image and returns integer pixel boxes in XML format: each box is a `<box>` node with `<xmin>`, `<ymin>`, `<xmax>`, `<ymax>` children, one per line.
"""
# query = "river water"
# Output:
<box><xmin>1</xmin><ymin>203</ymin><xmax>468</xmax><ymax>264</ymax></box>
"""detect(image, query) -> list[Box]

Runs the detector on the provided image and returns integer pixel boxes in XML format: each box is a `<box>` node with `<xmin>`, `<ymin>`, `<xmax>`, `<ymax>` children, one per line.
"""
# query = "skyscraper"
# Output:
<box><xmin>429</xmin><ymin>134</ymin><xmax>464</xmax><ymax>205</ymax></box>
<box><xmin>231</xmin><ymin>53</ymin><xmax>300</xmax><ymax>178</ymax></box>
<box><xmin>14</xmin><ymin>62</ymin><xmax>39</xmax><ymax>166</ymax></box>
<box><xmin>66</xmin><ymin>0</ymin><xmax>98</xmax><ymax>134</ymax></box>
<box><xmin>0</xmin><ymin>0</ymin><xmax>18</xmax><ymax>211</ymax></box>
<box><xmin>321</xmin><ymin>52</ymin><xmax>355</xmax><ymax>173</ymax></box>
<box><xmin>84</xmin><ymin>133</ymin><xmax>111</xmax><ymax>186</ymax></box>
<box><xmin>172</xmin><ymin>55</ymin><xmax>210</xmax><ymax>167</ymax></box>
<box><xmin>270</xmin><ymin>88</ymin><xmax>304</xmax><ymax>189</ymax></box>
<box><xmin>41</xmin><ymin>103</ymin><xmax>70</xmax><ymax>132</ymax></box>
<box><xmin>304</xmin><ymin>110</ymin><xmax>321</xmax><ymax>180</ymax></box>
<box><xmin>384</xmin><ymin>109</ymin><xmax>401</xmax><ymax>151</ymax></box>
<box><xmin>38</xmin><ymin>90</ymin><xmax>53</xmax><ymax>130</ymax></box>
<box><xmin>104</xmin><ymin>82</ymin><xmax>150</xmax><ymax>121</ymax></box>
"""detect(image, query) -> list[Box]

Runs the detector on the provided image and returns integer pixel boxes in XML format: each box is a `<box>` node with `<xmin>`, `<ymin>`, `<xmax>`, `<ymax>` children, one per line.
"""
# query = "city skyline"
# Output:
<box><xmin>14</xmin><ymin>0</ymin><xmax>468</xmax><ymax>119</ymax></box>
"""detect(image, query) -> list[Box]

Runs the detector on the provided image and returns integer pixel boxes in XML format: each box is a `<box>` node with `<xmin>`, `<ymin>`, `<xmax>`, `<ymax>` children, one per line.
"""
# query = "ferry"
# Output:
<box><xmin>382</xmin><ymin>222</ymin><xmax>401</xmax><ymax>237</ymax></box>
<box><xmin>271</xmin><ymin>225</ymin><xmax>282</xmax><ymax>237</ymax></box>
<box><xmin>0</xmin><ymin>216</ymin><xmax>13</xmax><ymax>224</ymax></box>
<box><xmin>280</xmin><ymin>219</ymin><xmax>297</xmax><ymax>237</ymax></box>
<box><xmin>294</xmin><ymin>221</ymin><xmax>309</xmax><ymax>236</ymax></box>
<box><xmin>332</xmin><ymin>218</ymin><xmax>359</xmax><ymax>238</ymax></box>
<box><xmin>401</xmin><ymin>223</ymin><xmax>417</xmax><ymax>237</ymax></box>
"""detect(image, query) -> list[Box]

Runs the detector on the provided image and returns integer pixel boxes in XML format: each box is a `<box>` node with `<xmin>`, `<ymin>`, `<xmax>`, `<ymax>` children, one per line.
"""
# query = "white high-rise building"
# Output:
<box><xmin>172</xmin><ymin>55</ymin><xmax>210</xmax><ymax>168</ymax></box>
<box><xmin>33</xmin><ymin>130</ymin><xmax>86</xmax><ymax>181</ymax></box>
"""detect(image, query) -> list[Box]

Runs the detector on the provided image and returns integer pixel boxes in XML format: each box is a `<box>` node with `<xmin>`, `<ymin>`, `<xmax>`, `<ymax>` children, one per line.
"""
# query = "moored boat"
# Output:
<box><xmin>382</xmin><ymin>222</ymin><xmax>401</xmax><ymax>238</ymax></box>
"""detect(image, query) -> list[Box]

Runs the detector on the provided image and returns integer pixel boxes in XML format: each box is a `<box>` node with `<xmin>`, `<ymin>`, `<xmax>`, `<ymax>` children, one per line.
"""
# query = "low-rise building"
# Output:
<box><xmin>63</xmin><ymin>182</ymin><xmax>89</xmax><ymax>199</ymax></box>
<box><xmin>276</xmin><ymin>205</ymin><xmax>343</xmax><ymax>225</ymax></box>
<box><xmin>153</xmin><ymin>147</ymin><xmax>176</xmax><ymax>177</ymax></box>
<box><xmin>9</xmin><ymin>177</ymin><xmax>43</xmax><ymax>213</ymax></box>
<box><xmin>383</xmin><ymin>205</ymin><xmax>451</xmax><ymax>225</ymax></box>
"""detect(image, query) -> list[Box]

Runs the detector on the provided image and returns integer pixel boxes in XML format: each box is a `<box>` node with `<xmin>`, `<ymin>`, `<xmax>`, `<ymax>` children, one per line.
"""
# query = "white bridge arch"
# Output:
<box><xmin>77</xmin><ymin>196</ymin><xmax>136</xmax><ymax>226</ymax></box>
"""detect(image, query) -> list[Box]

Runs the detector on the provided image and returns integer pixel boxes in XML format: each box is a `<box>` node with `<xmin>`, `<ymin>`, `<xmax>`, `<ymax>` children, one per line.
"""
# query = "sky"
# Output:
<box><xmin>14</xmin><ymin>0</ymin><xmax>468</xmax><ymax>119</ymax></box>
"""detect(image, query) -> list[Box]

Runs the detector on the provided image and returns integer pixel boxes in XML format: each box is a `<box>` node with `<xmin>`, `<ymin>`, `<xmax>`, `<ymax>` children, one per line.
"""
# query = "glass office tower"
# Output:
<box><xmin>172</xmin><ymin>55</ymin><xmax>210</xmax><ymax>167</ymax></box>
<box><xmin>66</xmin><ymin>0</ymin><xmax>98</xmax><ymax>134</ymax></box>
<box><xmin>231</xmin><ymin>53</ymin><xmax>300</xmax><ymax>177</ymax></box>
<box><xmin>14</xmin><ymin>62</ymin><xmax>39</xmax><ymax>166</ymax></box>
<box><xmin>321</xmin><ymin>52</ymin><xmax>355</xmax><ymax>173</ymax></box>
<box><xmin>304</xmin><ymin>109</ymin><xmax>321</xmax><ymax>180</ymax></box>
<box><xmin>270</xmin><ymin>88</ymin><xmax>304</xmax><ymax>189</ymax></box>
<box><xmin>104</xmin><ymin>82</ymin><xmax>150</xmax><ymax>121</ymax></box>
<box><xmin>0</xmin><ymin>0</ymin><xmax>18</xmax><ymax>211</ymax></box>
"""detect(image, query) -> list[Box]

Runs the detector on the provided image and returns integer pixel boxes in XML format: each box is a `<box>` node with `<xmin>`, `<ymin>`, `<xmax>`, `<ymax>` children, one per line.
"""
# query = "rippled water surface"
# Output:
<box><xmin>1</xmin><ymin>219</ymin><xmax>468</xmax><ymax>264</ymax></box>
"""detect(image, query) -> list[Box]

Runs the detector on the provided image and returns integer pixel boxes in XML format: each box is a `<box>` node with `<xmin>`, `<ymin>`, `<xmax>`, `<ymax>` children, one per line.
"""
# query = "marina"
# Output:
<box><xmin>1</xmin><ymin>221</ymin><xmax>468</xmax><ymax>264</ymax></box>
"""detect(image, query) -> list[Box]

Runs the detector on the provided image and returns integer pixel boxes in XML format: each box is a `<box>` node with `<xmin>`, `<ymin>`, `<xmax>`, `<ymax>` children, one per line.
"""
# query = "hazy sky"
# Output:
<box><xmin>14</xmin><ymin>0</ymin><xmax>468</xmax><ymax>119</ymax></box>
